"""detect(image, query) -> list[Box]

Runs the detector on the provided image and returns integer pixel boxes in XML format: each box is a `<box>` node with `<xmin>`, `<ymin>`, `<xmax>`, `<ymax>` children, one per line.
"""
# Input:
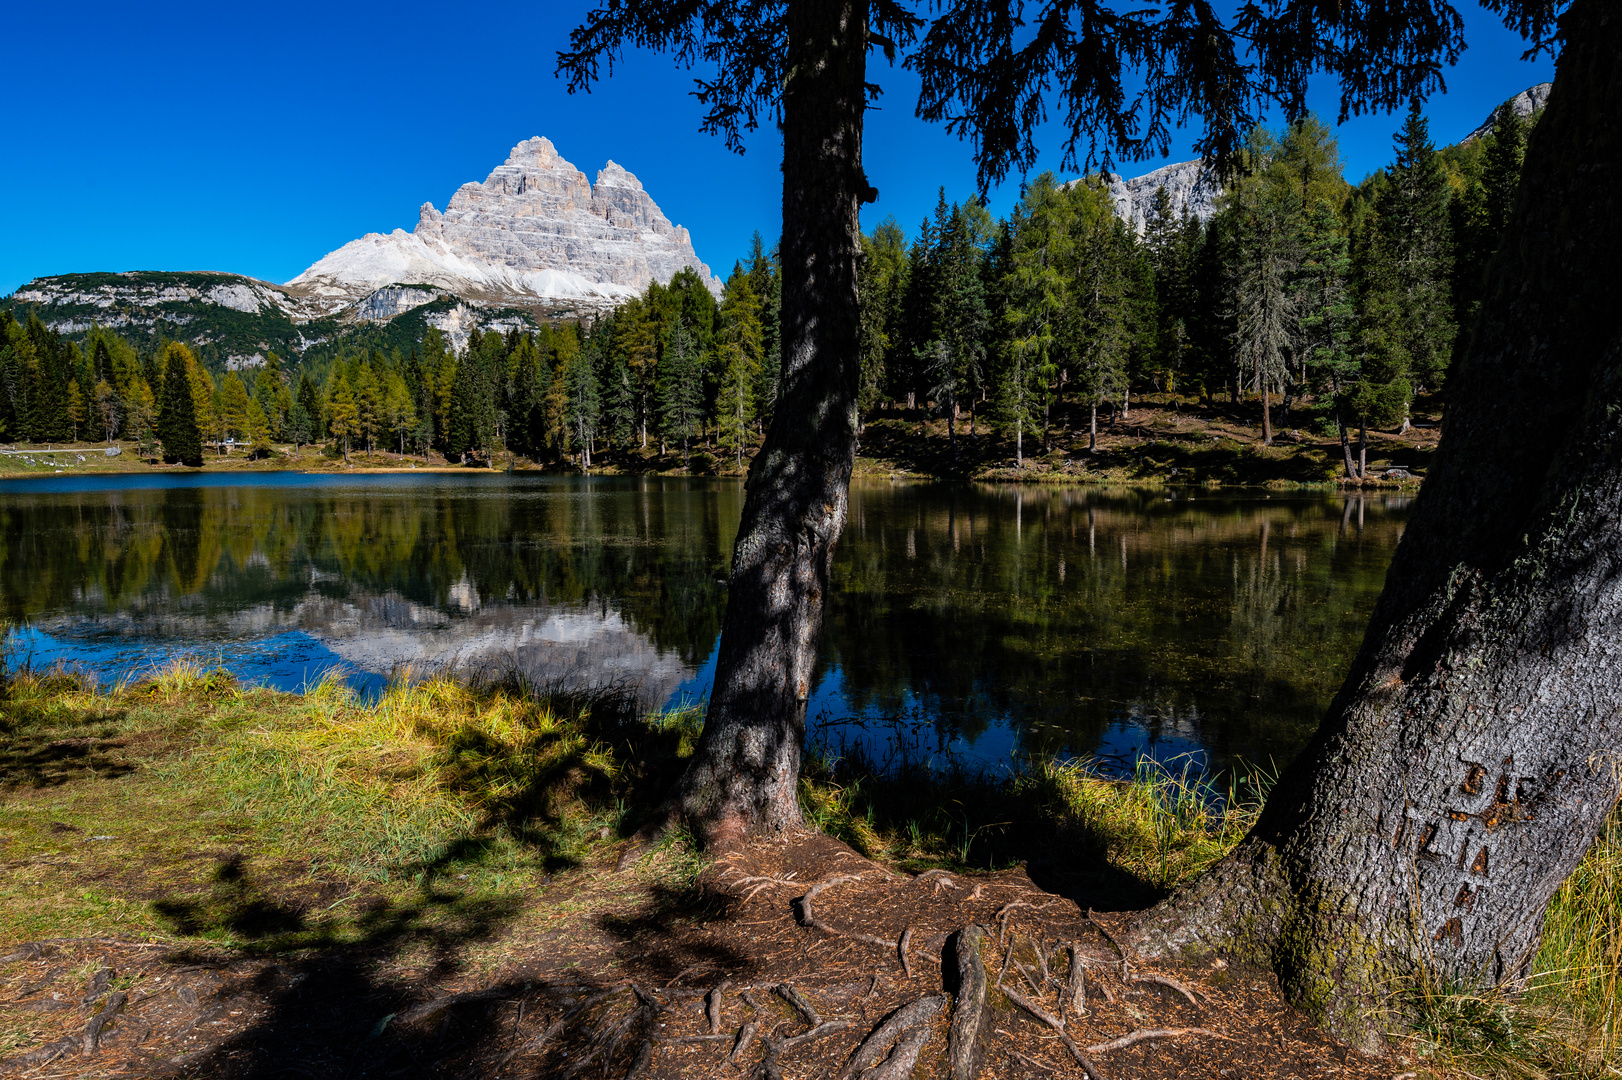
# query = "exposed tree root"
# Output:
<box><xmin>1086</xmin><ymin>1026</ymin><xmax>1224</xmax><ymax>1053</ymax></box>
<box><xmin>837</xmin><ymin>995</ymin><xmax>945</xmax><ymax>1079</ymax></box>
<box><xmin>1000</xmin><ymin>984</ymin><xmax>1109</xmax><ymax>1080</ymax></box>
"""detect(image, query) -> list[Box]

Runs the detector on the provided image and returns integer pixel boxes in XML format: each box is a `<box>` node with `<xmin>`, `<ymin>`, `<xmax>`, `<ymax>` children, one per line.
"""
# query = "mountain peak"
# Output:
<box><xmin>289</xmin><ymin>137</ymin><xmax>719</xmax><ymax>311</ymax></box>
<box><xmin>1464</xmin><ymin>82</ymin><xmax>1552</xmax><ymax>142</ymax></box>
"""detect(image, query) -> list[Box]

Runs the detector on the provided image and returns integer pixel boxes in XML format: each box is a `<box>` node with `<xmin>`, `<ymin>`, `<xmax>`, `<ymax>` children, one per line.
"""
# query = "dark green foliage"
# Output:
<box><xmin>657</xmin><ymin>323</ymin><xmax>705</xmax><ymax>464</ymax></box>
<box><xmin>1361</xmin><ymin>101</ymin><xmax>1456</xmax><ymax>402</ymax></box>
<box><xmin>157</xmin><ymin>346</ymin><xmax>203</xmax><ymax>466</ymax></box>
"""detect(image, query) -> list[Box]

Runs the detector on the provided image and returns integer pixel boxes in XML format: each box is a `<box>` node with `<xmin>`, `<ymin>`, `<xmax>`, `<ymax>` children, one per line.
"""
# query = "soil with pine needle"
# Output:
<box><xmin>0</xmin><ymin>830</ymin><xmax>1403</xmax><ymax>1079</ymax></box>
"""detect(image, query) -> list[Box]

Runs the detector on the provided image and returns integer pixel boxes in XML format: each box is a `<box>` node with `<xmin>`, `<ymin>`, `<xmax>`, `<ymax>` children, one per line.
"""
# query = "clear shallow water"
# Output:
<box><xmin>0</xmin><ymin>473</ymin><xmax>1410</xmax><ymax>775</ymax></box>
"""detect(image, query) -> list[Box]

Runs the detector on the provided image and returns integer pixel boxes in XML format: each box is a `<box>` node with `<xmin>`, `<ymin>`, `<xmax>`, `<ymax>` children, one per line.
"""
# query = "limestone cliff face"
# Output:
<box><xmin>290</xmin><ymin>137</ymin><xmax>720</xmax><ymax>311</ymax></box>
<box><xmin>1103</xmin><ymin>159</ymin><xmax>1223</xmax><ymax>233</ymax></box>
<box><xmin>1463</xmin><ymin>82</ymin><xmax>1552</xmax><ymax>141</ymax></box>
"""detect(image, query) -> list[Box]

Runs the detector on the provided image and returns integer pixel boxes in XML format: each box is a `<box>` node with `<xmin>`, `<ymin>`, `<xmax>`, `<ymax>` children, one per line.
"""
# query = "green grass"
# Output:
<box><xmin>2</xmin><ymin>663</ymin><xmax>1617</xmax><ymax>1077</ymax></box>
<box><xmin>0</xmin><ymin>663</ymin><xmax>690</xmax><ymax>953</ymax></box>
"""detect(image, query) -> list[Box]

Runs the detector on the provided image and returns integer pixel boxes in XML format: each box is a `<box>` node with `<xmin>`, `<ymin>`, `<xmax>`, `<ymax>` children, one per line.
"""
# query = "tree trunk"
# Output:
<box><xmin>1261</xmin><ymin>389</ymin><xmax>1273</xmax><ymax>445</ymax></box>
<box><xmin>1130</xmin><ymin>3</ymin><xmax>1622</xmax><ymax>1049</ymax></box>
<box><xmin>667</xmin><ymin>0</ymin><xmax>868</xmax><ymax>850</ymax></box>
<box><xmin>1337</xmin><ymin>417</ymin><xmax>1357</xmax><ymax>481</ymax></box>
<box><xmin>1089</xmin><ymin>402</ymin><xmax>1097</xmax><ymax>455</ymax></box>
<box><xmin>1015</xmin><ymin>417</ymin><xmax>1022</xmax><ymax>467</ymax></box>
<box><xmin>1358</xmin><ymin>420</ymin><xmax>1368</xmax><ymax>478</ymax></box>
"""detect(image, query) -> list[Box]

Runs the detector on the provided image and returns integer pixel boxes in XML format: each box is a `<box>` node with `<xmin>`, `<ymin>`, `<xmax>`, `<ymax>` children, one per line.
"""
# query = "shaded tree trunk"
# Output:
<box><xmin>668</xmin><ymin>0</ymin><xmax>868</xmax><ymax>849</ymax></box>
<box><xmin>1337</xmin><ymin>417</ymin><xmax>1357</xmax><ymax>480</ymax></box>
<box><xmin>1131</xmin><ymin>3</ymin><xmax>1622</xmax><ymax>1049</ymax></box>
<box><xmin>1261</xmin><ymin>389</ymin><xmax>1273</xmax><ymax>445</ymax></box>
<box><xmin>1089</xmin><ymin>402</ymin><xmax>1097</xmax><ymax>454</ymax></box>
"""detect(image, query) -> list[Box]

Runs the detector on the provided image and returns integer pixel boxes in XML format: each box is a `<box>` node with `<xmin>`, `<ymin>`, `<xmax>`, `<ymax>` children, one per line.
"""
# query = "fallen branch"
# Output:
<box><xmin>898</xmin><ymin>927</ymin><xmax>914</xmax><ymax>980</ymax></box>
<box><xmin>1085</xmin><ymin>1027</ymin><xmax>1223</xmax><ymax>1054</ymax></box>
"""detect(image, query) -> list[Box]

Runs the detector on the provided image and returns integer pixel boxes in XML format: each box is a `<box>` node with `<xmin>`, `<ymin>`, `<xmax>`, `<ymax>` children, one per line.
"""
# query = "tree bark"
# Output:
<box><xmin>1261</xmin><ymin>389</ymin><xmax>1273</xmax><ymax>445</ymax></box>
<box><xmin>1131</xmin><ymin>2</ymin><xmax>1622</xmax><ymax>1049</ymax></box>
<box><xmin>1337</xmin><ymin>417</ymin><xmax>1357</xmax><ymax>481</ymax></box>
<box><xmin>668</xmin><ymin>0</ymin><xmax>868</xmax><ymax>849</ymax></box>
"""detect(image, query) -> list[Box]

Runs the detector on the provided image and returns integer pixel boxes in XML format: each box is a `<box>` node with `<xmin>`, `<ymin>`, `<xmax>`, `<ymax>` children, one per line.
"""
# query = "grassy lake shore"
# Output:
<box><xmin>0</xmin><ymin>396</ymin><xmax>1436</xmax><ymax>488</ymax></box>
<box><xmin>0</xmin><ymin>665</ymin><xmax>1614</xmax><ymax>1077</ymax></box>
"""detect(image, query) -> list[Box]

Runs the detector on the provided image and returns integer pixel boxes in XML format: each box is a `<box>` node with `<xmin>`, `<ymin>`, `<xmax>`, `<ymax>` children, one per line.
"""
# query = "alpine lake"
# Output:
<box><xmin>0</xmin><ymin>473</ymin><xmax>1410</xmax><ymax>777</ymax></box>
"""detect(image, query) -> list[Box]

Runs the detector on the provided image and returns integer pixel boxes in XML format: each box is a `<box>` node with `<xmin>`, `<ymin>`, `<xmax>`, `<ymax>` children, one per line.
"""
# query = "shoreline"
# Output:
<box><xmin>0</xmin><ymin>400</ymin><xmax>1435</xmax><ymax>488</ymax></box>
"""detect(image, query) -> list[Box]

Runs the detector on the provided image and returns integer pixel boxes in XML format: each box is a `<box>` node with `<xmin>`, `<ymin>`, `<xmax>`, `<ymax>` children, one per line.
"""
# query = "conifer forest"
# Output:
<box><xmin>0</xmin><ymin>107</ymin><xmax>1528</xmax><ymax>481</ymax></box>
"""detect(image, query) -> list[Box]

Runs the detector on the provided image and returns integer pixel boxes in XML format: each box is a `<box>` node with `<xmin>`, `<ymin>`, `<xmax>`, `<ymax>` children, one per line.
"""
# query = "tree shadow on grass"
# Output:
<box><xmin>144</xmin><ymin>684</ymin><xmax>698</xmax><ymax>1078</ymax></box>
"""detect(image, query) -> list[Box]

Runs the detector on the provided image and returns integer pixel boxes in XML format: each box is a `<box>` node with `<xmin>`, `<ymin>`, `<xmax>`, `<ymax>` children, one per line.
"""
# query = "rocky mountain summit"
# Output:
<box><xmin>1463</xmin><ymin>82</ymin><xmax>1551</xmax><ymax>141</ymax></box>
<box><xmin>1089</xmin><ymin>83</ymin><xmax>1551</xmax><ymax>235</ymax></box>
<box><xmin>1103</xmin><ymin>159</ymin><xmax>1223</xmax><ymax>232</ymax></box>
<box><xmin>290</xmin><ymin>137</ymin><xmax>720</xmax><ymax>313</ymax></box>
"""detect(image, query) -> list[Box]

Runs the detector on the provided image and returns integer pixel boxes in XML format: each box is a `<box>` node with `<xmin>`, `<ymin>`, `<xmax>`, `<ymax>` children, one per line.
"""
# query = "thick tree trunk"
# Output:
<box><xmin>667</xmin><ymin>0</ymin><xmax>868</xmax><ymax>850</ymax></box>
<box><xmin>1261</xmin><ymin>389</ymin><xmax>1273</xmax><ymax>445</ymax></box>
<box><xmin>1358</xmin><ymin>420</ymin><xmax>1368</xmax><ymax>478</ymax></box>
<box><xmin>1131</xmin><ymin>2</ymin><xmax>1622</xmax><ymax>1049</ymax></box>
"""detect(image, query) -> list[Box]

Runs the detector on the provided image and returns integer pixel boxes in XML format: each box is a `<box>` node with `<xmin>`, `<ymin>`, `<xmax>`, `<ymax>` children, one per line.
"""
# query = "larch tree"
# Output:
<box><xmin>999</xmin><ymin>173</ymin><xmax>1074</xmax><ymax>466</ymax></box>
<box><xmin>560</xmin><ymin>0</ymin><xmax>1622</xmax><ymax>1049</ymax></box>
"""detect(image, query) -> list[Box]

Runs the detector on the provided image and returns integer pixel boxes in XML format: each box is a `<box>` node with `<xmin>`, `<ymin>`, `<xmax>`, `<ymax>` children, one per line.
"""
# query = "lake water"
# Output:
<box><xmin>0</xmin><ymin>474</ymin><xmax>1410</xmax><ymax>775</ymax></box>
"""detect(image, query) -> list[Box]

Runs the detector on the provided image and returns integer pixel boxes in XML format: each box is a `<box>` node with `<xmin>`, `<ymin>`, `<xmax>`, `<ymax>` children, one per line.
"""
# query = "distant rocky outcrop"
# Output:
<box><xmin>1101</xmin><ymin>159</ymin><xmax>1223</xmax><ymax>233</ymax></box>
<box><xmin>290</xmin><ymin>137</ymin><xmax>721</xmax><ymax>312</ymax></box>
<box><xmin>1463</xmin><ymin>82</ymin><xmax>1552</xmax><ymax>142</ymax></box>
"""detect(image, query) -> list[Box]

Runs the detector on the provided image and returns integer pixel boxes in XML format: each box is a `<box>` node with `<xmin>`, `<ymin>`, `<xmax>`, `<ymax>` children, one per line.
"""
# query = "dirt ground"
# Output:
<box><xmin>0</xmin><ymin>832</ymin><xmax>1405</xmax><ymax>1080</ymax></box>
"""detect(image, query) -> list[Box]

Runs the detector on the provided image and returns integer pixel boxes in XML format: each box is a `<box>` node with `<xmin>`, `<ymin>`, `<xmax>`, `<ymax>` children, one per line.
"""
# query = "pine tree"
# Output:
<box><xmin>658</xmin><ymin>322</ymin><xmax>705</xmax><ymax>467</ymax></box>
<box><xmin>1071</xmin><ymin>179</ymin><xmax>1133</xmax><ymax>452</ymax></box>
<box><xmin>1000</xmin><ymin>173</ymin><xmax>1074</xmax><ymax>466</ymax></box>
<box><xmin>287</xmin><ymin>399</ymin><xmax>313</xmax><ymax>453</ymax></box>
<box><xmin>857</xmin><ymin>219</ymin><xmax>907</xmax><ymax>418</ymax></box>
<box><xmin>1229</xmin><ymin>189</ymin><xmax>1298</xmax><ymax>445</ymax></box>
<box><xmin>565</xmin><ymin>329</ymin><xmax>603</xmax><ymax>468</ymax></box>
<box><xmin>66</xmin><ymin>381</ymin><xmax>85</xmax><ymax>442</ymax></box>
<box><xmin>220</xmin><ymin>374</ymin><xmax>252</xmax><ymax>450</ymax></box>
<box><xmin>1294</xmin><ymin>200</ymin><xmax>1359</xmax><ymax>476</ymax></box>
<box><xmin>1363</xmin><ymin>99</ymin><xmax>1455</xmax><ymax>421</ymax></box>
<box><xmin>353</xmin><ymin>364</ymin><xmax>381</xmax><ymax>454</ymax></box>
<box><xmin>718</xmin><ymin>271</ymin><xmax>764</xmax><ymax>471</ymax></box>
<box><xmin>93</xmin><ymin>379</ymin><xmax>119</xmax><ymax>443</ymax></box>
<box><xmin>328</xmin><ymin>375</ymin><xmax>358</xmax><ymax>464</ymax></box>
<box><xmin>157</xmin><ymin>343</ymin><xmax>203</xmax><ymax>466</ymax></box>
<box><xmin>0</xmin><ymin>313</ymin><xmax>35</xmax><ymax>442</ymax></box>
<box><xmin>245</xmin><ymin>398</ymin><xmax>273</xmax><ymax>458</ymax></box>
<box><xmin>384</xmin><ymin>373</ymin><xmax>415</xmax><ymax>455</ymax></box>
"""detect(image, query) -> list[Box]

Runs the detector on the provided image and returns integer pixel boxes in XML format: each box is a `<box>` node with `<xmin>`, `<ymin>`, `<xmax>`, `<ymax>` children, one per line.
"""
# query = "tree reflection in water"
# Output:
<box><xmin>0</xmin><ymin>476</ymin><xmax>1406</xmax><ymax>773</ymax></box>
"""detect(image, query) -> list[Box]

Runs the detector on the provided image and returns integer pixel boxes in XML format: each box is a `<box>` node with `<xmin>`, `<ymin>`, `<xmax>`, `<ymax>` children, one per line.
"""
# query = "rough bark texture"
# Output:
<box><xmin>1132</xmin><ymin>0</ymin><xmax>1622</xmax><ymax>1049</ymax></box>
<box><xmin>670</xmin><ymin>0</ymin><xmax>868</xmax><ymax>849</ymax></box>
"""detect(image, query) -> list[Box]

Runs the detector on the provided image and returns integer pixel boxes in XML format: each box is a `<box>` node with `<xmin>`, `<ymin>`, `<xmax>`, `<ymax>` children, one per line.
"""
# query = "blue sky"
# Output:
<box><xmin>1</xmin><ymin>2</ymin><xmax>1555</xmax><ymax>298</ymax></box>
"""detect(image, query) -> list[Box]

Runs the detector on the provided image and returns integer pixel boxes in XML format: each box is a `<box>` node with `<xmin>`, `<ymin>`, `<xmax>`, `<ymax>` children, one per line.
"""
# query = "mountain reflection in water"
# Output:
<box><xmin>0</xmin><ymin>474</ymin><xmax>1410</xmax><ymax>774</ymax></box>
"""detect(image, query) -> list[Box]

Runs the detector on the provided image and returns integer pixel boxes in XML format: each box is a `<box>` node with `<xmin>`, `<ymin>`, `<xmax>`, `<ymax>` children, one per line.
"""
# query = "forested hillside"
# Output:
<box><xmin>0</xmin><ymin>104</ymin><xmax>1531</xmax><ymax>480</ymax></box>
